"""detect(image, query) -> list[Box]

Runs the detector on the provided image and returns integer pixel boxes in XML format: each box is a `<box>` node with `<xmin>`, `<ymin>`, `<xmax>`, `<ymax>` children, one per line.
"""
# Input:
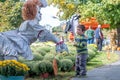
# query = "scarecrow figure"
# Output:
<box><xmin>0</xmin><ymin>0</ymin><xmax>68</xmax><ymax>60</ymax></box>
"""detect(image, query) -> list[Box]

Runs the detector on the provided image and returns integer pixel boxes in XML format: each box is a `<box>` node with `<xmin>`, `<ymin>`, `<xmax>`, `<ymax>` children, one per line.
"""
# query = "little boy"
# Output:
<box><xmin>73</xmin><ymin>24</ymin><xmax>88</xmax><ymax>77</ymax></box>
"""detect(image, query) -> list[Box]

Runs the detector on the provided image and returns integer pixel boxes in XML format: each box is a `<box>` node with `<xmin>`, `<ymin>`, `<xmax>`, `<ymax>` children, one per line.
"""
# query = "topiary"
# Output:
<box><xmin>59</xmin><ymin>59</ymin><xmax>73</xmax><ymax>72</ymax></box>
<box><xmin>24</xmin><ymin>61</ymin><xmax>37</xmax><ymax>76</ymax></box>
<box><xmin>33</xmin><ymin>60</ymin><xmax>53</xmax><ymax>75</ymax></box>
<box><xmin>43</xmin><ymin>60</ymin><xmax>53</xmax><ymax>74</ymax></box>
<box><xmin>40</xmin><ymin>47</ymin><xmax>51</xmax><ymax>53</ymax></box>
<box><xmin>64</xmin><ymin>55</ymin><xmax>75</xmax><ymax>65</ymax></box>
<box><xmin>35</xmin><ymin>61</ymin><xmax>47</xmax><ymax>74</ymax></box>
<box><xmin>33</xmin><ymin>53</ymin><xmax>43</xmax><ymax>61</ymax></box>
<box><xmin>43</xmin><ymin>54</ymin><xmax>55</xmax><ymax>62</ymax></box>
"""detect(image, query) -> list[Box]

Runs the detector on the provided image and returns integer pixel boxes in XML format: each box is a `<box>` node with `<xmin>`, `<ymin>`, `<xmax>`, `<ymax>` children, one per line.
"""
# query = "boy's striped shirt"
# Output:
<box><xmin>75</xmin><ymin>34</ymin><xmax>88</xmax><ymax>54</ymax></box>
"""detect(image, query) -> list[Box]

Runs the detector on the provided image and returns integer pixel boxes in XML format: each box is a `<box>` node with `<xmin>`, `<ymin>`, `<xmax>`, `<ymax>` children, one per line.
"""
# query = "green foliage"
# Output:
<box><xmin>0</xmin><ymin>60</ymin><xmax>29</xmax><ymax>76</ymax></box>
<box><xmin>52</xmin><ymin>27</ymin><xmax>63</xmax><ymax>32</ymax></box>
<box><xmin>31</xmin><ymin>47</ymin><xmax>47</xmax><ymax>56</ymax></box>
<box><xmin>34</xmin><ymin>60</ymin><xmax>53</xmax><ymax>74</ymax></box>
<box><xmin>103</xmin><ymin>1</ymin><xmax>120</xmax><ymax>28</ymax></box>
<box><xmin>60</xmin><ymin>59</ymin><xmax>73</xmax><ymax>72</ymax></box>
<box><xmin>41</xmin><ymin>47</ymin><xmax>51</xmax><ymax>53</ymax></box>
<box><xmin>87</xmin><ymin>44</ymin><xmax>98</xmax><ymax>61</ymax></box>
<box><xmin>78</xmin><ymin>0</ymin><xmax>120</xmax><ymax>29</ymax></box>
<box><xmin>44</xmin><ymin>54</ymin><xmax>55</xmax><ymax>62</ymax></box>
<box><xmin>35</xmin><ymin>61</ymin><xmax>46</xmax><ymax>74</ymax></box>
<box><xmin>33</xmin><ymin>53</ymin><xmax>43</xmax><ymax>61</ymax></box>
<box><xmin>64</xmin><ymin>55</ymin><xmax>75</xmax><ymax>65</ymax></box>
<box><xmin>24</xmin><ymin>61</ymin><xmax>37</xmax><ymax>76</ymax></box>
<box><xmin>0</xmin><ymin>0</ymin><xmax>20</xmax><ymax>2</ymax></box>
<box><xmin>43</xmin><ymin>60</ymin><xmax>53</xmax><ymax>74</ymax></box>
<box><xmin>50</xmin><ymin>0</ymin><xmax>120</xmax><ymax>29</ymax></box>
<box><xmin>0</xmin><ymin>0</ymin><xmax>23</xmax><ymax>32</ymax></box>
<box><xmin>18</xmin><ymin>56</ymin><xmax>27</xmax><ymax>62</ymax></box>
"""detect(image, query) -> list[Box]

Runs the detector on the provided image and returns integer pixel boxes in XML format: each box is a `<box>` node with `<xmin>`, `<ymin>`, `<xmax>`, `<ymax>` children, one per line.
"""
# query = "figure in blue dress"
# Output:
<box><xmin>0</xmin><ymin>0</ymin><xmax>68</xmax><ymax>60</ymax></box>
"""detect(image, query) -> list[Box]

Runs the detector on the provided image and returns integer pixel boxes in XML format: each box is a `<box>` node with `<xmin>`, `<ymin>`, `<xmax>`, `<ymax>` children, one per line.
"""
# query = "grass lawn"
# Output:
<box><xmin>25</xmin><ymin>51</ymin><xmax>120</xmax><ymax>80</ymax></box>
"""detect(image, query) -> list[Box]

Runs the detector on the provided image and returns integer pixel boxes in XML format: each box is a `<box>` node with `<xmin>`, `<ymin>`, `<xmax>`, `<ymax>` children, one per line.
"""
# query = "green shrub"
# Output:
<box><xmin>0</xmin><ymin>0</ymin><xmax>23</xmax><ymax>31</ymax></box>
<box><xmin>64</xmin><ymin>55</ymin><xmax>75</xmax><ymax>65</ymax></box>
<box><xmin>40</xmin><ymin>47</ymin><xmax>51</xmax><ymax>53</ymax></box>
<box><xmin>24</xmin><ymin>61</ymin><xmax>37</xmax><ymax>76</ymax></box>
<box><xmin>60</xmin><ymin>59</ymin><xmax>73</xmax><ymax>72</ymax></box>
<box><xmin>87</xmin><ymin>49</ymin><xmax>97</xmax><ymax>61</ymax></box>
<box><xmin>33</xmin><ymin>53</ymin><xmax>43</xmax><ymax>61</ymax></box>
<box><xmin>43</xmin><ymin>60</ymin><xmax>53</xmax><ymax>74</ymax></box>
<box><xmin>34</xmin><ymin>61</ymin><xmax>46</xmax><ymax>74</ymax></box>
<box><xmin>39</xmin><ymin>50</ymin><xmax>46</xmax><ymax>56</ymax></box>
<box><xmin>54</xmin><ymin>54</ymin><xmax>61</xmax><ymax>68</ymax></box>
<box><xmin>87</xmin><ymin>44</ymin><xmax>98</xmax><ymax>62</ymax></box>
<box><xmin>33</xmin><ymin>60</ymin><xmax>53</xmax><ymax>74</ymax></box>
<box><xmin>18</xmin><ymin>56</ymin><xmax>27</xmax><ymax>62</ymax></box>
<box><xmin>44</xmin><ymin>54</ymin><xmax>55</xmax><ymax>62</ymax></box>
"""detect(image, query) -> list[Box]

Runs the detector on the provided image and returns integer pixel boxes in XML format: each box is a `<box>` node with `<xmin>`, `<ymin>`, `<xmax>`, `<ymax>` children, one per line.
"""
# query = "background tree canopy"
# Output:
<box><xmin>0</xmin><ymin>0</ymin><xmax>23</xmax><ymax>32</ymax></box>
<box><xmin>48</xmin><ymin>0</ymin><xmax>120</xmax><ymax>28</ymax></box>
<box><xmin>48</xmin><ymin>0</ymin><xmax>120</xmax><ymax>46</ymax></box>
<box><xmin>0</xmin><ymin>0</ymin><xmax>120</xmax><ymax>45</ymax></box>
<box><xmin>0</xmin><ymin>0</ymin><xmax>20</xmax><ymax>2</ymax></box>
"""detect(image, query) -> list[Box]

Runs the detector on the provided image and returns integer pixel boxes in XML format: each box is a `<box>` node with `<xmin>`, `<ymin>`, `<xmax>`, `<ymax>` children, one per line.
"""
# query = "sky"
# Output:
<box><xmin>39</xmin><ymin>5</ymin><xmax>61</xmax><ymax>27</ymax></box>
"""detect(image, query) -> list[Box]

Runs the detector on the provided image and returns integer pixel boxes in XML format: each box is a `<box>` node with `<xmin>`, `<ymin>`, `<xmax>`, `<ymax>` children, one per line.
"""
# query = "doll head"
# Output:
<box><xmin>22</xmin><ymin>0</ymin><xmax>41</xmax><ymax>20</ymax></box>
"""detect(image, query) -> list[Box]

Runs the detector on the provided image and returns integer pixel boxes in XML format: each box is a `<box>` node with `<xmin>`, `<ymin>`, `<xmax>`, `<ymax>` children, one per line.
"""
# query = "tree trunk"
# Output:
<box><xmin>117</xmin><ymin>26</ymin><xmax>120</xmax><ymax>46</ymax></box>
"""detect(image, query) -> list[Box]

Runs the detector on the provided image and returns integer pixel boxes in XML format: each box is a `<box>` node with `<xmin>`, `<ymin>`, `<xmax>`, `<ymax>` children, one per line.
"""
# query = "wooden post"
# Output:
<box><xmin>52</xmin><ymin>59</ymin><xmax>58</xmax><ymax>76</ymax></box>
<box><xmin>107</xmin><ymin>51</ymin><xmax>110</xmax><ymax>60</ymax></box>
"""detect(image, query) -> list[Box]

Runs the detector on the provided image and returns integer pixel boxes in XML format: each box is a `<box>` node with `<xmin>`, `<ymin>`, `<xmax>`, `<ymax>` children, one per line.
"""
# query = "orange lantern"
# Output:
<box><xmin>102</xmin><ymin>24</ymin><xmax>110</xmax><ymax>28</ymax></box>
<box><xmin>80</xmin><ymin>17</ymin><xmax>110</xmax><ymax>30</ymax></box>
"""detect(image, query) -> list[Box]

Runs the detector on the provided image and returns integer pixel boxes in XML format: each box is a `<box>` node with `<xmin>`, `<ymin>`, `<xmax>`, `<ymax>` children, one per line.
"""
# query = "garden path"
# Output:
<box><xmin>71</xmin><ymin>51</ymin><xmax>120</xmax><ymax>80</ymax></box>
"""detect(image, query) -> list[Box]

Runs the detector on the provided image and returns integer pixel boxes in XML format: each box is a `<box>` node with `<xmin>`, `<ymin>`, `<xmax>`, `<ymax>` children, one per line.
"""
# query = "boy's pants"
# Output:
<box><xmin>96</xmin><ymin>38</ymin><xmax>103</xmax><ymax>51</ymax></box>
<box><xmin>87</xmin><ymin>38</ymin><xmax>94</xmax><ymax>44</ymax></box>
<box><xmin>75</xmin><ymin>54</ymin><xmax>88</xmax><ymax>75</ymax></box>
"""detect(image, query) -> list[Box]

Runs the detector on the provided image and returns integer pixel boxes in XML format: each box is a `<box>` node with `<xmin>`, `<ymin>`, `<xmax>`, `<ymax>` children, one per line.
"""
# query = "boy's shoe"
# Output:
<box><xmin>81</xmin><ymin>74</ymin><xmax>86</xmax><ymax>76</ymax></box>
<box><xmin>72</xmin><ymin>74</ymin><xmax>80</xmax><ymax>77</ymax></box>
<box><xmin>74</xmin><ymin>75</ymin><xmax>81</xmax><ymax>78</ymax></box>
<box><xmin>80</xmin><ymin>74</ymin><xmax>87</xmax><ymax>78</ymax></box>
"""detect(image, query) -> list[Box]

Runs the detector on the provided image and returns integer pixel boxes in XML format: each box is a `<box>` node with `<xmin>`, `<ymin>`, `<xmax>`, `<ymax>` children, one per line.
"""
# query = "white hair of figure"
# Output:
<box><xmin>98</xmin><ymin>25</ymin><xmax>101</xmax><ymax>28</ymax></box>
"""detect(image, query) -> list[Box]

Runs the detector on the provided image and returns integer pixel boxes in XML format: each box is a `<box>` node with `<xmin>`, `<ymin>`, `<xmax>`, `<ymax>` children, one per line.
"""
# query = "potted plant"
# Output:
<box><xmin>0</xmin><ymin>60</ymin><xmax>29</xmax><ymax>80</ymax></box>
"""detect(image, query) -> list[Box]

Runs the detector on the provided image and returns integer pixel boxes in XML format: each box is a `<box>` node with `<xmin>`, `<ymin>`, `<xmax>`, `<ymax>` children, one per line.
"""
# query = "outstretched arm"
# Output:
<box><xmin>39</xmin><ymin>0</ymin><xmax>47</xmax><ymax>7</ymax></box>
<box><xmin>34</xmin><ymin>25</ymin><xmax>69</xmax><ymax>53</ymax></box>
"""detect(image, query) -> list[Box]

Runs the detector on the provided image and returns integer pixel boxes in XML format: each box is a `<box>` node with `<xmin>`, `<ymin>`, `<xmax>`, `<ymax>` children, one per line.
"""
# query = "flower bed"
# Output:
<box><xmin>0</xmin><ymin>60</ymin><xmax>29</xmax><ymax>77</ymax></box>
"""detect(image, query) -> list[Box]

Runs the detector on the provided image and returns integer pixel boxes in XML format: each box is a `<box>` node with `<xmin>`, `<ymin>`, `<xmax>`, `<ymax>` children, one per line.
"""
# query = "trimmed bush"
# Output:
<box><xmin>24</xmin><ymin>61</ymin><xmax>37</xmax><ymax>76</ymax></box>
<box><xmin>60</xmin><ymin>59</ymin><xmax>73</xmax><ymax>72</ymax></box>
<box><xmin>43</xmin><ymin>60</ymin><xmax>53</xmax><ymax>74</ymax></box>
<box><xmin>44</xmin><ymin>54</ymin><xmax>55</xmax><ymax>62</ymax></box>
<box><xmin>64</xmin><ymin>55</ymin><xmax>75</xmax><ymax>65</ymax></box>
<box><xmin>33</xmin><ymin>60</ymin><xmax>53</xmax><ymax>75</ymax></box>
<box><xmin>33</xmin><ymin>53</ymin><xmax>43</xmax><ymax>61</ymax></box>
<box><xmin>40</xmin><ymin>47</ymin><xmax>51</xmax><ymax>53</ymax></box>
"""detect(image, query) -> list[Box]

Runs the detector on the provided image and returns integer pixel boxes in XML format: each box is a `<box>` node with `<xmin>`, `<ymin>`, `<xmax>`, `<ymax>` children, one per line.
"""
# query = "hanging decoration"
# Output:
<box><xmin>80</xmin><ymin>17</ymin><xmax>110</xmax><ymax>30</ymax></box>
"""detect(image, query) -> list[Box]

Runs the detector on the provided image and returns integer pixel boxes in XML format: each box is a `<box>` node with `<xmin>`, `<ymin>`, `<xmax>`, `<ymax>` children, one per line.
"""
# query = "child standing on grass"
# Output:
<box><xmin>73</xmin><ymin>24</ymin><xmax>88</xmax><ymax>77</ymax></box>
